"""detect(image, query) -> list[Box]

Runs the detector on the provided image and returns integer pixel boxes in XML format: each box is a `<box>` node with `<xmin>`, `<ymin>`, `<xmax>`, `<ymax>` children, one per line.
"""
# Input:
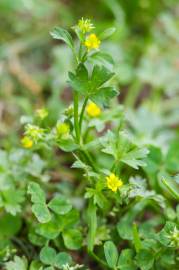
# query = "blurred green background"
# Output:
<box><xmin>0</xmin><ymin>0</ymin><xmax>179</xmax><ymax>147</ymax></box>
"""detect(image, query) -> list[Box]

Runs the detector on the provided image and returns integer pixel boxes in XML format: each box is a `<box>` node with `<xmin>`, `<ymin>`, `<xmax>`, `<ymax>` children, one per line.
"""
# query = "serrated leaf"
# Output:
<box><xmin>5</xmin><ymin>256</ymin><xmax>28</xmax><ymax>270</ymax></box>
<box><xmin>91</xmin><ymin>86</ymin><xmax>118</xmax><ymax>106</ymax></box>
<box><xmin>50</xmin><ymin>27</ymin><xmax>74</xmax><ymax>49</ymax></box>
<box><xmin>91</xmin><ymin>65</ymin><xmax>114</xmax><ymax>89</ymax></box>
<box><xmin>69</xmin><ymin>64</ymin><xmax>117</xmax><ymax>105</ymax></box>
<box><xmin>158</xmin><ymin>221</ymin><xmax>177</xmax><ymax>247</ymax></box>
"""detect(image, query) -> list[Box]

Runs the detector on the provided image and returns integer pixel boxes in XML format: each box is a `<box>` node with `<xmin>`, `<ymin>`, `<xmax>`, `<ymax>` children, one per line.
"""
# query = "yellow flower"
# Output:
<box><xmin>106</xmin><ymin>173</ymin><xmax>123</xmax><ymax>192</ymax></box>
<box><xmin>36</xmin><ymin>107</ymin><xmax>48</xmax><ymax>120</ymax></box>
<box><xmin>86</xmin><ymin>102</ymin><xmax>101</xmax><ymax>117</ymax></box>
<box><xmin>21</xmin><ymin>136</ymin><xmax>33</xmax><ymax>148</ymax></box>
<box><xmin>84</xmin><ymin>34</ymin><xmax>100</xmax><ymax>51</ymax></box>
<box><xmin>78</xmin><ymin>18</ymin><xmax>94</xmax><ymax>33</ymax></box>
<box><xmin>56</xmin><ymin>122</ymin><xmax>70</xmax><ymax>137</ymax></box>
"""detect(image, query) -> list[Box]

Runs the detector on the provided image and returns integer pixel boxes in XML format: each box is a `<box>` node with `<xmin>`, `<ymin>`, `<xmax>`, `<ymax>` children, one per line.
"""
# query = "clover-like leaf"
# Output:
<box><xmin>40</xmin><ymin>246</ymin><xmax>56</xmax><ymax>266</ymax></box>
<box><xmin>63</xmin><ymin>229</ymin><xmax>83</xmax><ymax>250</ymax></box>
<box><xmin>28</xmin><ymin>182</ymin><xmax>51</xmax><ymax>223</ymax></box>
<box><xmin>48</xmin><ymin>196</ymin><xmax>72</xmax><ymax>215</ymax></box>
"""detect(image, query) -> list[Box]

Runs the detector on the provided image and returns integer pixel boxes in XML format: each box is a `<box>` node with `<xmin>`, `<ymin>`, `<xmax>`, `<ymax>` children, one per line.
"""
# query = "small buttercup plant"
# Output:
<box><xmin>16</xmin><ymin>18</ymin><xmax>179</xmax><ymax>270</ymax></box>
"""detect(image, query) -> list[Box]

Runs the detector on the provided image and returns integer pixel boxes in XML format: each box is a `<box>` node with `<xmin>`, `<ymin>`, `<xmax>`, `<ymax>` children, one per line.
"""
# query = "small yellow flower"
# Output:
<box><xmin>86</xmin><ymin>102</ymin><xmax>101</xmax><ymax>117</ymax></box>
<box><xmin>36</xmin><ymin>108</ymin><xmax>48</xmax><ymax>120</ymax></box>
<box><xmin>78</xmin><ymin>18</ymin><xmax>94</xmax><ymax>33</ymax></box>
<box><xmin>56</xmin><ymin>122</ymin><xmax>70</xmax><ymax>137</ymax></box>
<box><xmin>84</xmin><ymin>34</ymin><xmax>100</xmax><ymax>51</ymax></box>
<box><xmin>106</xmin><ymin>173</ymin><xmax>123</xmax><ymax>192</ymax></box>
<box><xmin>21</xmin><ymin>136</ymin><xmax>33</xmax><ymax>148</ymax></box>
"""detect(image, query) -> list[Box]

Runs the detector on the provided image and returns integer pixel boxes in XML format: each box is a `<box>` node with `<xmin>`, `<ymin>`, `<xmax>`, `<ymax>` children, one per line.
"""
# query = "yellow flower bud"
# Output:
<box><xmin>78</xmin><ymin>18</ymin><xmax>94</xmax><ymax>33</ymax></box>
<box><xmin>36</xmin><ymin>108</ymin><xmax>48</xmax><ymax>120</ymax></box>
<box><xmin>86</xmin><ymin>102</ymin><xmax>101</xmax><ymax>117</ymax></box>
<box><xmin>56</xmin><ymin>122</ymin><xmax>70</xmax><ymax>137</ymax></box>
<box><xmin>21</xmin><ymin>136</ymin><xmax>33</xmax><ymax>148</ymax></box>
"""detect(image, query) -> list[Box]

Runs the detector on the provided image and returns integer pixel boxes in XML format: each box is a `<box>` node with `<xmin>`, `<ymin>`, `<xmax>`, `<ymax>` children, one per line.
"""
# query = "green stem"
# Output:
<box><xmin>124</xmin><ymin>79</ymin><xmax>141</xmax><ymax>108</ymax></box>
<box><xmin>73</xmin><ymin>91</ymin><xmax>80</xmax><ymax>143</ymax></box>
<box><xmin>79</xmin><ymin>97</ymin><xmax>88</xmax><ymax>133</ymax></box>
<box><xmin>161</xmin><ymin>178</ymin><xmax>179</xmax><ymax>201</ymax></box>
<box><xmin>132</xmin><ymin>223</ymin><xmax>142</xmax><ymax>253</ymax></box>
<box><xmin>87</xmin><ymin>201</ymin><xmax>97</xmax><ymax>252</ymax></box>
<box><xmin>83</xmin><ymin>150</ymin><xmax>98</xmax><ymax>172</ymax></box>
<box><xmin>88</xmin><ymin>250</ymin><xmax>109</xmax><ymax>269</ymax></box>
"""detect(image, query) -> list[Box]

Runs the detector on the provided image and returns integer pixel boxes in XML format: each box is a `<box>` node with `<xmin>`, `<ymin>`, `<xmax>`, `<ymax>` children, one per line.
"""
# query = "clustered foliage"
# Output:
<box><xmin>0</xmin><ymin>18</ymin><xmax>179</xmax><ymax>270</ymax></box>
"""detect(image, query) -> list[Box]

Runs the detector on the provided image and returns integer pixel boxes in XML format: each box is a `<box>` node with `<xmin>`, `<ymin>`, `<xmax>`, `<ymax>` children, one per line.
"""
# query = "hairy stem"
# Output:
<box><xmin>79</xmin><ymin>97</ymin><xmax>88</xmax><ymax>134</ymax></box>
<box><xmin>74</xmin><ymin>91</ymin><xmax>80</xmax><ymax>143</ymax></box>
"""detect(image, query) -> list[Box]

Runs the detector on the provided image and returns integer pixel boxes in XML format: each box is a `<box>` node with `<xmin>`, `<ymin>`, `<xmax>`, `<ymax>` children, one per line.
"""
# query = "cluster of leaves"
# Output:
<box><xmin>0</xmin><ymin>15</ymin><xmax>179</xmax><ymax>270</ymax></box>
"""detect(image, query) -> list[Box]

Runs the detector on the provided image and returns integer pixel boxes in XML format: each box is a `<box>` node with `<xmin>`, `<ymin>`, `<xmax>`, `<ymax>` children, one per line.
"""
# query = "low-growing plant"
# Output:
<box><xmin>1</xmin><ymin>18</ymin><xmax>179</xmax><ymax>270</ymax></box>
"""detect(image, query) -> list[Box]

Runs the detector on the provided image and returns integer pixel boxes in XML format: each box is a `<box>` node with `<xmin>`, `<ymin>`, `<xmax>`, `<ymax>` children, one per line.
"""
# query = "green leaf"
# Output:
<box><xmin>101</xmin><ymin>131</ymin><xmax>148</xmax><ymax>169</ymax></box>
<box><xmin>57</xmin><ymin>138</ymin><xmax>78</xmax><ymax>152</ymax></box>
<box><xmin>91</xmin><ymin>65</ymin><xmax>114</xmax><ymax>89</ymax></box>
<box><xmin>158</xmin><ymin>249</ymin><xmax>175</xmax><ymax>267</ymax></box>
<box><xmin>36</xmin><ymin>218</ymin><xmax>60</xmax><ymax>239</ymax></box>
<box><xmin>118</xmin><ymin>249</ymin><xmax>137</xmax><ymax>270</ymax></box>
<box><xmin>5</xmin><ymin>256</ymin><xmax>28</xmax><ymax>270</ymax></box>
<box><xmin>135</xmin><ymin>249</ymin><xmax>154</xmax><ymax>270</ymax></box>
<box><xmin>27</xmin><ymin>182</ymin><xmax>46</xmax><ymax>204</ymax></box>
<box><xmin>68</xmin><ymin>64</ymin><xmax>89</xmax><ymax>94</ymax></box>
<box><xmin>166</xmin><ymin>140</ymin><xmax>179</xmax><ymax>172</ymax></box>
<box><xmin>28</xmin><ymin>182</ymin><xmax>51</xmax><ymax>223</ymax></box>
<box><xmin>29</xmin><ymin>260</ymin><xmax>43</xmax><ymax>270</ymax></box>
<box><xmin>158</xmin><ymin>221</ymin><xmax>177</xmax><ymax>247</ymax></box>
<box><xmin>50</xmin><ymin>27</ymin><xmax>74</xmax><ymax>49</ymax></box>
<box><xmin>0</xmin><ymin>214</ymin><xmax>22</xmax><ymax>239</ymax></box>
<box><xmin>63</xmin><ymin>229</ymin><xmax>82</xmax><ymax>250</ymax></box>
<box><xmin>40</xmin><ymin>246</ymin><xmax>56</xmax><ymax>266</ymax></box>
<box><xmin>57</xmin><ymin>209</ymin><xmax>80</xmax><ymax>229</ymax></box>
<box><xmin>91</xmin><ymin>86</ymin><xmax>118</xmax><ymax>106</ymax></box>
<box><xmin>90</xmin><ymin>51</ymin><xmax>114</xmax><ymax>65</ymax></box>
<box><xmin>2</xmin><ymin>189</ymin><xmax>25</xmax><ymax>215</ymax></box>
<box><xmin>55</xmin><ymin>252</ymin><xmax>72</xmax><ymax>268</ymax></box>
<box><xmin>99</xmin><ymin>27</ymin><xmax>116</xmax><ymax>40</ymax></box>
<box><xmin>104</xmin><ymin>241</ymin><xmax>118</xmax><ymax>268</ymax></box>
<box><xmin>48</xmin><ymin>196</ymin><xmax>72</xmax><ymax>215</ymax></box>
<box><xmin>32</xmin><ymin>203</ymin><xmax>51</xmax><ymax>224</ymax></box>
<box><xmin>161</xmin><ymin>178</ymin><xmax>179</xmax><ymax>201</ymax></box>
<box><xmin>121</xmin><ymin>147</ymin><xmax>149</xmax><ymax>169</ymax></box>
<box><xmin>117</xmin><ymin>201</ymin><xmax>148</xmax><ymax>240</ymax></box>
<box><xmin>69</xmin><ymin>64</ymin><xmax>117</xmax><ymax>105</ymax></box>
